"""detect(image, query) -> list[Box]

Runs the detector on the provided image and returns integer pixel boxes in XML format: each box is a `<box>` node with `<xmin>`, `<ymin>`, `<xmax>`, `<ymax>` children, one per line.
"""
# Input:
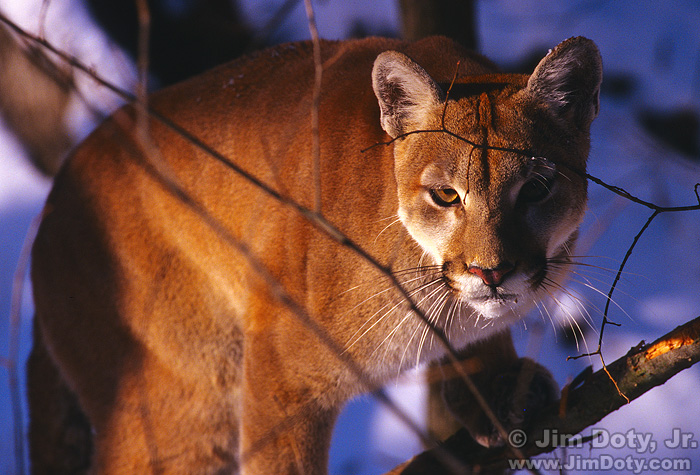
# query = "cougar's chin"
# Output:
<box><xmin>467</xmin><ymin>294</ymin><xmax>523</xmax><ymax>320</ymax></box>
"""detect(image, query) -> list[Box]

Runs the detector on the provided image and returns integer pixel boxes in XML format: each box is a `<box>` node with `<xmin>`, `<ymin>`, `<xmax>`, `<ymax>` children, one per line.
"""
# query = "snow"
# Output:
<box><xmin>1</xmin><ymin>1</ymin><xmax>700</xmax><ymax>474</ymax></box>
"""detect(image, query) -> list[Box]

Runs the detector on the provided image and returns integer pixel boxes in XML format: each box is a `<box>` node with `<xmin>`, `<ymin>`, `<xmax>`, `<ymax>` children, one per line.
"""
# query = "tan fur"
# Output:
<box><xmin>29</xmin><ymin>36</ymin><xmax>602</xmax><ymax>474</ymax></box>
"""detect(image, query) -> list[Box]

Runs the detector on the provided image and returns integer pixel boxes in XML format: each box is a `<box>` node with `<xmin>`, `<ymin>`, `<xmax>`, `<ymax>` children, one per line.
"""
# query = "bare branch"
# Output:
<box><xmin>8</xmin><ymin>213</ymin><xmax>42</xmax><ymax>475</ymax></box>
<box><xmin>0</xmin><ymin>21</ymin><xmax>74</xmax><ymax>175</ymax></box>
<box><xmin>134</xmin><ymin>0</ymin><xmax>151</xmax><ymax>138</ymax></box>
<box><xmin>364</xmin><ymin>117</ymin><xmax>700</xmax><ymax>213</ymax></box>
<box><xmin>567</xmin><ymin>192</ymin><xmax>699</xmax><ymax>392</ymax></box>
<box><xmin>303</xmin><ymin>0</ymin><xmax>323</xmax><ymax>213</ymax></box>
<box><xmin>386</xmin><ymin>315</ymin><xmax>700</xmax><ymax>474</ymax></box>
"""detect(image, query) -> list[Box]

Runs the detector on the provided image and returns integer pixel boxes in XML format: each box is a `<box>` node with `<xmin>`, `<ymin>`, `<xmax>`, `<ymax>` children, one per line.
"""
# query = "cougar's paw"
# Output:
<box><xmin>444</xmin><ymin>358</ymin><xmax>559</xmax><ymax>448</ymax></box>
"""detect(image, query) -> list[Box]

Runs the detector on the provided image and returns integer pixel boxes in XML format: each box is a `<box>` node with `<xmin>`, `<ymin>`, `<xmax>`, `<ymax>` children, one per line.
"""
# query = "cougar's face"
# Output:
<box><xmin>373</xmin><ymin>40</ymin><xmax>600</xmax><ymax>338</ymax></box>
<box><xmin>393</xmin><ymin>94</ymin><xmax>588</xmax><ymax>323</ymax></box>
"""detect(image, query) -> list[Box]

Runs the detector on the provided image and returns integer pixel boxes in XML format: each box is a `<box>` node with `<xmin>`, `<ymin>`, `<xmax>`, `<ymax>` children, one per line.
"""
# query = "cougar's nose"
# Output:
<box><xmin>468</xmin><ymin>263</ymin><xmax>515</xmax><ymax>287</ymax></box>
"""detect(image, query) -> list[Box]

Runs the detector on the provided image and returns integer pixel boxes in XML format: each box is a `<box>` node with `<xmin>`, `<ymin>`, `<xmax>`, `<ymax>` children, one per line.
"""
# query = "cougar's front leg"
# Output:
<box><xmin>439</xmin><ymin>331</ymin><xmax>559</xmax><ymax>448</ymax></box>
<box><xmin>239</xmin><ymin>331</ymin><xmax>338</xmax><ymax>475</ymax></box>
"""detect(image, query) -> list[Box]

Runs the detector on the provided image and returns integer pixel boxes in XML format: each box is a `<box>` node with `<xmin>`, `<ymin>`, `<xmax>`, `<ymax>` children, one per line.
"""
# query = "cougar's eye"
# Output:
<box><xmin>519</xmin><ymin>176</ymin><xmax>555</xmax><ymax>203</ymax></box>
<box><xmin>430</xmin><ymin>188</ymin><xmax>461</xmax><ymax>207</ymax></box>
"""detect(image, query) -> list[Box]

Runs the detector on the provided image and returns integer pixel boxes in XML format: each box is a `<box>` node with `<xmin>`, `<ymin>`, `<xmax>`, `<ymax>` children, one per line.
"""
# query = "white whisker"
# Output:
<box><xmin>416</xmin><ymin>285</ymin><xmax>451</xmax><ymax>365</ymax></box>
<box><xmin>378</xmin><ymin>279</ymin><xmax>447</xmax><ymax>363</ymax></box>
<box><xmin>541</xmin><ymin>277</ymin><xmax>598</xmax><ymax>330</ymax></box>
<box><xmin>547</xmin><ymin>272</ymin><xmax>633</xmax><ymax>323</ymax></box>
<box><xmin>343</xmin><ymin>276</ymin><xmax>443</xmax><ymax>353</ymax></box>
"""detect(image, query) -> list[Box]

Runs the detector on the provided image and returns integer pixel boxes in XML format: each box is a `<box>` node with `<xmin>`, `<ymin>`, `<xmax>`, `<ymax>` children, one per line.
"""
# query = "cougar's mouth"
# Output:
<box><xmin>440</xmin><ymin>275</ymin><xmax>520</xmax><ymax>319</ymax></box>
<box><xmin>471</xmin><ymin>292</ymin><xmax>520</xmax><ymax>303</ymax></box>
<box><xmin>441</xmin><ymin>272</ymin><xmax>520</xmax><ymax>301</ymax></box>
<box><xmin>439</xmin><ymin>263</ymin><xmax>545</xmax><ymax>321</ymax></box>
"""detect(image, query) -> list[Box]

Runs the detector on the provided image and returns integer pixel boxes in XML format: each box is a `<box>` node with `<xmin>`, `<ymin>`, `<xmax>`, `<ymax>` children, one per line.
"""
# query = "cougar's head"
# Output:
<box><xmin>372</xmin><ymin>37</ymin><xmax>602</xmax><ymax>324</ymax></box>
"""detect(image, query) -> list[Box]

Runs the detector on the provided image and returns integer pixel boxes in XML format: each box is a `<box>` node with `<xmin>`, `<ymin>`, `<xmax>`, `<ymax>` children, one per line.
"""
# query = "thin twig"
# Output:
<box><xmin>364</xmin><ymin>116</ymin><xmax>700</xmax><ymax>213</ymax></box>
<box><xmin>135</xmin><ymin>0</ymin><xmax>150</xmax><ymax>139</ymax></box>
<box><xmin>38</xmin><ymin>0</ymin><xmax>51</xmax><ymax>40</ymax></box>
<box><xmin>567</xmin><ymin>202</ymin><xmax>697</xmax><ymax>399</ymax></box>
<box><xmin>8</xmin><ymin>213</ymin><xmax>42</xmax><ymax>475</ymax></box>
<box><xmin>304</xmin><ymin>0</ymin><xmax>323</xmax><ymax>214</ymax></box>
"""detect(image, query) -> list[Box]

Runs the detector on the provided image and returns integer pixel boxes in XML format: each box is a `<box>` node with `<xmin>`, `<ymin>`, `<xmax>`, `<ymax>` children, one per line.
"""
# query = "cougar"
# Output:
<box><xmin>28</xmin><ymin>35</ymin><xmax>602</xmax><ymax>473</ymax></box>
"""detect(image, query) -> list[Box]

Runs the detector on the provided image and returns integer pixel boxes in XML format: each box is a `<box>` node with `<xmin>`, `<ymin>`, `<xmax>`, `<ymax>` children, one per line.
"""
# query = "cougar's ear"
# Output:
<box><xmin>372</xmin><ymin>51</ymin><xmax>445</xmax><ymax>138</ymax></box>
<box><xmin>527</xmin><ymin>37</ymin><xmax>603</xmax><ymax>130</ymax></box>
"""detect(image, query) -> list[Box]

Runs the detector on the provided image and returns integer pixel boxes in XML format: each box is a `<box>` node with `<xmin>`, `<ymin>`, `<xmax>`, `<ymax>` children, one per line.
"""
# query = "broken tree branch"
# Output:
<box><xmin>385</xmin><ymin>314</ymin><xmax>700</xmax><ymax>474</ymax></box>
